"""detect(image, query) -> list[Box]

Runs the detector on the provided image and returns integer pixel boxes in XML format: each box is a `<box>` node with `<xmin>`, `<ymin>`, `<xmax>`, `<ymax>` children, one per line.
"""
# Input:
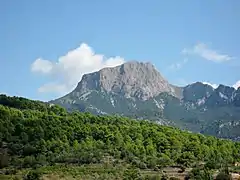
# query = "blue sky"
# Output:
<box><xmin>1</xmin><ymin>0</ymin><xmax>239</xmax><ymax>101</ymax></box>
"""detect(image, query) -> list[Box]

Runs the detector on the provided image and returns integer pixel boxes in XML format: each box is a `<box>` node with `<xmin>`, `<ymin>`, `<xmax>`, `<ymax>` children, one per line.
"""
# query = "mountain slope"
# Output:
<box><xmin>51</xmin><ymin>61</ymin><xmax>240</xmax><ymax>140</ymax></box>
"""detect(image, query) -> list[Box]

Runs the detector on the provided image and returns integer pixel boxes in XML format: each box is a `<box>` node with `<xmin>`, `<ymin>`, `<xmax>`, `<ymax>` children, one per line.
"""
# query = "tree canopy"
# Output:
<box><xmin>0</xmin><ymin>95</ymin><xmax>240</xmax><ymax>171</ymax></box>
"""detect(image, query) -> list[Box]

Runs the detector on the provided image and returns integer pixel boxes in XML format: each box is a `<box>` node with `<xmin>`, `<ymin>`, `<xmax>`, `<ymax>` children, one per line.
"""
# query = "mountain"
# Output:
<box><xmin>51</xmin><ymin>61</ymin><xmax>240</xmax><ymax>140</ymax></box>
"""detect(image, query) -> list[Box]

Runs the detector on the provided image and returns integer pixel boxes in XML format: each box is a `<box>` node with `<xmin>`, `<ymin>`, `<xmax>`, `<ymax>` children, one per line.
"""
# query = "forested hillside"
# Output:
<box><xmin>1</xmin><ymin>95</ymin><xmax>240</xmax><ymax>179</ymax></box>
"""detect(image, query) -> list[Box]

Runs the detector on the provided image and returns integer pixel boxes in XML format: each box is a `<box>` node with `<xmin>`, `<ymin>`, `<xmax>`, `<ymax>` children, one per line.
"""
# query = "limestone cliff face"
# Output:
<box><xmin>74</xmin><ymin>61</ymin><xmax>176</xmax><ymax>100</ymax></box>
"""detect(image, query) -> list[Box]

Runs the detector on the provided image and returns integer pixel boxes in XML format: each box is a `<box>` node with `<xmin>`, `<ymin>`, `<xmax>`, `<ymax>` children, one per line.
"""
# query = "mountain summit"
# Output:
<box><xmin>75</xmin><ymin>61</ymin><xmax>176</xmax><ymax>100</ymax></box>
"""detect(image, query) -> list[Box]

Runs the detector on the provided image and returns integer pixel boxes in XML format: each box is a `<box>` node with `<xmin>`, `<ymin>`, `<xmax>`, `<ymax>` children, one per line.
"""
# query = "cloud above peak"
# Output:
<box><xmin>233</xmin><ymin>81</ymin><xmax>240</xmax><ymax>90</ymax></box>
<box><xmin>182</xmin><ymin>43</ymin><xmax>233</xmax><ymax>63</ymax></box>
<box><xmin>202</xmin><ymin>82</ymin><xmax>219</xmax><ymax>89</ymax></box>
<box><xmin>31</xmin><ymin>43</ymin><xmax>125</xmax><ymax>95</ymax></box>
<box><xmin>202</xmin><ymin>81</ymin><xmax>240</xmax><ymax>90</ymax></box>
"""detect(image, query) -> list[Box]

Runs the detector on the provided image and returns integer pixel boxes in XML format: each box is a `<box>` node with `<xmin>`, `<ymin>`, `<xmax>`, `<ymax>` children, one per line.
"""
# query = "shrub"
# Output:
<box><xmin>123</xmin><ymin>167</ymin><xmax>141</xmax><ymax>180</ymax></box>
<box><xmin>215</xmin><ymin>172</ymin><xmax>232</xmax><ymax>180</ymax></box>
<box><xmin>23</xmin><ymin>170</ymin><xmax>42</xmax><ymax>180</ymax></box>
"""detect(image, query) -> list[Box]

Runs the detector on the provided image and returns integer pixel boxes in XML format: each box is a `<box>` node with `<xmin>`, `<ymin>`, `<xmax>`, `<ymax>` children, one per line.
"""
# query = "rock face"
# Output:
<box><xmin>75</xmin><ymin>61</ymin><xmax>175</xmax><ymax>100</ymax></box>
<box><xmin>233</xmin><ymin>88</ymin><xmax>240</xmax><ymax>107</ymax></box>
<box><xmin>51</xmin><ymin>61</ymin><xmax>240</xmax><ymax>140</ymax></box>
<box><xmin>205</xmin><ymin>84</ymin><xmax>236</xmax><ymax>107</ymax></box>
<box><xmin>182</xmin><ymin>82</ymin><xmax>214</xmax><ymax>104</ymax></box>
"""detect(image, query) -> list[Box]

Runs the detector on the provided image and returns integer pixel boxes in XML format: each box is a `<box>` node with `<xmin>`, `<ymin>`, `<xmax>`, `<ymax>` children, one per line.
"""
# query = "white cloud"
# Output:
<box><xmin>202</xmin><ymin>82</ymin><xmax>219</xmax><ymax>89</ymax></box>
<box><xmin>233</xmin><ymin>81</ymin><xmax>240</xmax><ymax>89</ymax></box>
<box><xmin>182</xmin><ymin>43</ymin><xmax>233</xmax><ymax>62</ymax></box>
<box><xmin>31</xmin><ymin>58</ymin><xmax>53</xmax><ymax>74</ymax></box>
<box><xmin>168</xmin><ymin>58</ymin><xmax>188</xmax><ymax>71</ymax></box>
<box><xmin>31</xmin><ymin>43</ymin><xmax>125</xmax><ymax>95</ymax></box>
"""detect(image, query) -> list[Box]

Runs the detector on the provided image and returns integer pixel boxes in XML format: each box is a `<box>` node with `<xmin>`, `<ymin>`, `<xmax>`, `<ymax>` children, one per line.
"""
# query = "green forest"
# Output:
<box><xmin>0</xmin><ymin>94</ymin><xmax>240</xmax><ymax>180</ymax></box>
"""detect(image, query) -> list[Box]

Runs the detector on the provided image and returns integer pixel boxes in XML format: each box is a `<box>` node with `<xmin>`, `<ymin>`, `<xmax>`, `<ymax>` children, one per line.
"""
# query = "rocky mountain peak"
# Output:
<box><xmin>216</xmin><ymin>84</ymin><xmax>235</xmax><ymax>91</ymax></box>
<box><xmin>182</xmin><ymin>82</ymin><xmax>214</xmax><ymax>103</ymax></box>
<box><xmin>214</xmin><ymin>84</ymin><xmax>235</xmax><ymax>100</ymax></box>
<box><xmin>203</xmin><ymin>84</ymin><xmax>236</xmax><ymax>107</ymax></box>
<box><xmin>74</xmin><ymin>61</ymin><xmax>175</xmax><ymax>100</ymax></box>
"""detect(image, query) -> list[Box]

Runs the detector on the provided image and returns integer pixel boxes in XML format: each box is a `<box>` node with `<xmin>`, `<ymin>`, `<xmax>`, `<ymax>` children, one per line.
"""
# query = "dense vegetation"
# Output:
<box><xmin>0</xmin><ymin>94</ymin><xmax>240</xmax><ymax>179</ymax></box>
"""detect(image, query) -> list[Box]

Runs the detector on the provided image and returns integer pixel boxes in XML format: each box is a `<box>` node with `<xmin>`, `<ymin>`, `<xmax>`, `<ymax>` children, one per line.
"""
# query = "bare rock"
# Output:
<box><xmin>75</xmin><ymin>61</ymin><xmax>176</xmax><ymax>100</ymax></box>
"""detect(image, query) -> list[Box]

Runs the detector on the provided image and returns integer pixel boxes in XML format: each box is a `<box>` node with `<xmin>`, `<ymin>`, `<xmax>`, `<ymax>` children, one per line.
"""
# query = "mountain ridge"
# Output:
<box><xmin>51</xmin><ymin>61</ymin><xmax>240</xmax><ymax>140</ymax></box>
